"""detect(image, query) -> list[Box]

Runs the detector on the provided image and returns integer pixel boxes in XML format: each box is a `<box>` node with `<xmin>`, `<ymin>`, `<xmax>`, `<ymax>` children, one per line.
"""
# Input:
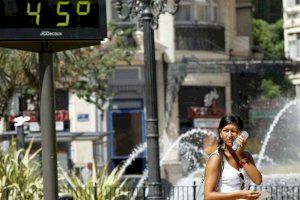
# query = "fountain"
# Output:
<box><xmin>254</xmin><ymin>98</ymin><xmax>300</xmax><ymax>188</ymax></box>
<box><xmin>118</xmin><ymin>143</ymin><xmax>147</xmax><ymax>176</ymax></box>
<box><xmin>173</xmin><ymin>98</ymin><xmax>300</xmax><ymax>199</ymax></box>
<box><xmin>257</xmin><ymin>99</ymin><xmax>300</xmax><ymax>168</ymax></box>
<box><xmin>118</xmin><ymin>98</ymin><xmax>300</xmax><ymax>199</ymax></box>
<box><xmin>128</xmin><ymin>128</ymin><xmax>215</xmax><ymax>199</ymax></box>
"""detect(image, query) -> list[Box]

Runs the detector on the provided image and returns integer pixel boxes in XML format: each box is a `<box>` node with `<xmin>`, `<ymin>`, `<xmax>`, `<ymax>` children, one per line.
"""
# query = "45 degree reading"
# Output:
<box><xmin>26</xmin><ymin>1</ymin><xmax>91</xmax><ymax>27</ymax></box>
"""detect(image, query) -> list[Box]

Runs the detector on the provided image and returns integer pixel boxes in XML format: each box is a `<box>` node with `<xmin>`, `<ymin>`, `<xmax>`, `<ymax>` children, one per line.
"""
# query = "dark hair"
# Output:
<box><xmin>217</xmin><ymin>114</ymin><xmax>243</xmax><ymax>147</ymax></box>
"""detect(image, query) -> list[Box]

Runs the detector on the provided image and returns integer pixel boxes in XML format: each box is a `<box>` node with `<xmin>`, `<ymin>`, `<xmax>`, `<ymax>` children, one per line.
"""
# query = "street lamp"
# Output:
<box><xmin>115</xmin><ymin>0</ymin><xmax>180</xmax><ymax>199</ymax></box>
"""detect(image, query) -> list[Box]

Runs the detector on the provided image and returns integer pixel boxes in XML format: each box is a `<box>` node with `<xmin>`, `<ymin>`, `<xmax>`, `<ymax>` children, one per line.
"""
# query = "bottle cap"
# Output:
<box><xmin>240</xmin><ymin>131</ymin><xmax>249</xmax><ymax>139</ymax></box>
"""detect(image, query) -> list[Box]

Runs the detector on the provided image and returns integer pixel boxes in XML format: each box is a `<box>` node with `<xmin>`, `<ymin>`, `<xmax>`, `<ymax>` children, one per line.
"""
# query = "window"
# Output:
<box><xmin>211</xmin><ymin>0</ymin><xmax>220</xmax><ymax>22</ymax></box>
<box><xmin>196</xmin><ymin>4</ymin><xmax>209</xmax><ymax>22</ymax></box>
<box><xmin>288</xmin><ymin>40</ymin><xmax>296</xmax><ymax>59</ymax></box>
<box><xmin>297</xmin><ymin>37</ymin><xmax>300</xmax><ymax>58</ymax></box>
<box><xmin>175</xmin><ymin>0</ymin><xmax>221</xmax><ymax>24</ymax></box>
<box><xmin>175</xmin><ymin>4</ymin><xmax>192</xmax><ymax>21</ymax></box>
<box><xmin>113</xmin><ymin>67</ymin><xmax>142</xmax><ymax>81</ymax></box>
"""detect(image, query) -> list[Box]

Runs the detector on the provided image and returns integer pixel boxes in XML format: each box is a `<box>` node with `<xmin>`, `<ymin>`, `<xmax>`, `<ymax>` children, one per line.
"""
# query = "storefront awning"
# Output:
<box><xmin>0</xmin><ymin>131</ymin><xmax>111</xmax><ymax>142</ymax></box>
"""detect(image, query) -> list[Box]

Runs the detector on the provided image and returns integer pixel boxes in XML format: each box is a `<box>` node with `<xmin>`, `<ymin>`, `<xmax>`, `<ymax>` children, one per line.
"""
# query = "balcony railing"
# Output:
<box><xmin>175</xmin><ymin>23</ymin><xmax>225</xmax><ymax>51</ymax></box>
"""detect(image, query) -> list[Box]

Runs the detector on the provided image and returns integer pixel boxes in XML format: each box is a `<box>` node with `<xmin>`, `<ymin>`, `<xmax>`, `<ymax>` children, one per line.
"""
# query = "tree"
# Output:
<box><xmin>253</xmin><ymin>18</ymin><xmax>295</xmax><ymax>99</ymax></box>
<box><xmin>56</xmin><ymin>24</ymin><xmax>136</xmax><ymax>110</ymax></box>
<box><xmin>260</xmin><ymin>79</ymin><xmax>281</xmax><ymax>100</ymax></box>
<box><xmin>253</xmin><ymin>19</ymin><xmax>284</xmax><ymax>60</ymax></box>
<box><xmin>0</xmin><ymin>24</ymin><xmax>136</xmax><ymax>129</ymax></box>
<box><xmin>0</xmin><ymin>49</ymin><xmax>32</xmax><ymax>129</ymax></box>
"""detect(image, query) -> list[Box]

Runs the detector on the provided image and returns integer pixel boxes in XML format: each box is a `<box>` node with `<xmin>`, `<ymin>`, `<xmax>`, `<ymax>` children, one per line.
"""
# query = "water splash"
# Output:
<box><xmin>257</xmin><ymin>99</ymin><xmax>300</xmax><ymax>168</ymax></box>
<box><xmin>131</xmin><ymin>169</ymin><xmax>148</xmax><ymax>200</ymax></box>
<box><xmin>253</xmin><ymin>154</ymin><xmax>275</xmax><ymax>166</ymax></box>
<box><xmin>175</xmin><ymin>169</ymin><xmax>202</xmax><ymax>186</ymax></box>
<box><xmin>160</xmin><ymin>128</ymin><xmax>214</xmax><ymax>166</ymax></box>
<box><xmin>263</xmin><ymin>173</ymin><xmax>300</xmax><ymax>185</ymax></box>
<box><xmin>112</xmin><ymin>142</ymin><xmax>147</xmax><ymax>200</ymax></box>
<box><xmin>118</xmin><ymin>142</ymin><xmax>147</xmax><ymax>178</ymax></box>
<box><xmin>131</xmin><ymin>128</ymin><xmax>214</xmax><ymax>199</ymax></box>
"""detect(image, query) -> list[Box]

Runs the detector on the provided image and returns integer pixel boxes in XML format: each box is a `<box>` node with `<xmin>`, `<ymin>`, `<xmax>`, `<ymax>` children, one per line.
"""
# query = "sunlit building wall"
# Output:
<box><xmin>283</xmin><ymin>0</ymin><xmax>300</xmax><ymax>96</ymax></box>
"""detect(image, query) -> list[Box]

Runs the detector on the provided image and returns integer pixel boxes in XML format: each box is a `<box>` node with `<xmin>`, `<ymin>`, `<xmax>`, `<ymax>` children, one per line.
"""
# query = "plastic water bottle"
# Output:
<box><xmin>232</xmin><ymin>131</ymin><xmax>249</xmax><ymax>151</ymax></box>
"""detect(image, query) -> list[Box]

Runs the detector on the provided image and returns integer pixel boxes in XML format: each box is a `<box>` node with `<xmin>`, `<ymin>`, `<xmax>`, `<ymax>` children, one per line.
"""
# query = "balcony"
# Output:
<box><xmin>175</xmin><ymin>24</ymin><xmax>225</xmax><ymax>51</ymax></box>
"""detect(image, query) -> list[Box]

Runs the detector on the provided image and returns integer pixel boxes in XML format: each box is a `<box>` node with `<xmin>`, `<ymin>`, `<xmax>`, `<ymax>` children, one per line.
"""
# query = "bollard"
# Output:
<box><xmin>193</xmin><ymin>181</ymin><xmax>196</xmax><ymax>200</ymax></box>
<box><xmin>5</xmin><ymin>186</ymin><xmax>9</xmax><ymax>200</ymax></box>
<box><xmin>93</xmin><ymin>184</ymin><xmax>97</xmax><ymax>200</ymax></box>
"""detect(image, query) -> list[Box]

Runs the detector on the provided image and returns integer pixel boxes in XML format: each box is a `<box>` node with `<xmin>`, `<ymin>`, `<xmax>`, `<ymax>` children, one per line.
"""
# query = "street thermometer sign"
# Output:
<box><xmin>0</xmin><ymin>1</ymin><xmax>108</xmax><ymax>199</ymax></box>
<box><xmin>0</xmin><ymin>0</ymin><xmax>107</xmax><ymax>51</ymax></box>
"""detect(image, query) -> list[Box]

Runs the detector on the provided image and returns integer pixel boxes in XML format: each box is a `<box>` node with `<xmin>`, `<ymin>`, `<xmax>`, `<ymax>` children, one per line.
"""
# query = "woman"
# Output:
<box><xmin>204</xmin><ymin>114</ymin><xmax>262</xmax><ymax>200</ymax></box>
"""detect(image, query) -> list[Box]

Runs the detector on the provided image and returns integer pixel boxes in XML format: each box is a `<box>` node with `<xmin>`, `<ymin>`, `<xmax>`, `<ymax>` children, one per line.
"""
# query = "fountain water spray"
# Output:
<box><xmin>160</xmin><ymin>128</ymin><xmax>213</xmax><ymax>165</ymax></box>
<box><xmin>131</xmin><ymin>128</ymin><xmax>215</xmax><ymax>199</ymax></box>
<box><xmin>130</xmin><ymin>169</ymin><xmax>148</xmax><ymax>200</ymax></box>
<box><xmin>257</xmin><ymin>99</ymin><xmax>300</xmax><ymax>168</ymax></box>
<box><xmin>118</xmin><ymin>142</ymin><xmax>147</xmax><ymax>178</ymax></box>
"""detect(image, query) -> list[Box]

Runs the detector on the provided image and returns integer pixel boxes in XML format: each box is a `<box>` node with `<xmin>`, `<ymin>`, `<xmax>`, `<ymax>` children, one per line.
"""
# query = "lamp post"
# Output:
<box><xmin>115</xmin><ymin>0</ymin><xmax>180</xmax><ymax>199</ymax></box>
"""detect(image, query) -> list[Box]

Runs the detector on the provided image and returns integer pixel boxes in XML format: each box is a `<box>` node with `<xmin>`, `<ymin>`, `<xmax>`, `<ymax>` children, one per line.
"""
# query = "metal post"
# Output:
<box><xmin>142</xmin><ymin>3</ymin><xmax>163</xmax><ymax>199</ymax></box>
<box><xmin>16</xmin><ymin>125</ymin><xmax>25</xmax><ymax>149</ymax></box>
<box><xmin>94</xmin><ymin>183</ymin><xmax>97</xmax><ymax>200</ymax></box>
<box><xmin>39</xmin><ymin>42</ymin><xmax>58</xmax><ymax>200</ymax></box>
<box><xmin>5</xmin><ymin>186</ymin><xmax>9</xmax><ymax>200</ymax></box>
<box><xmin>193</xmin><ymin>181</ymin><xmax>196</xmax><ymax>200</ymax></box>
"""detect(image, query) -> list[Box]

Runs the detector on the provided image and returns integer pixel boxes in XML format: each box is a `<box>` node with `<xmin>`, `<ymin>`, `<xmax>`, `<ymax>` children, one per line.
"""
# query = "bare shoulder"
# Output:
<box><xmin>206</xmin><ymin>152</ymin><xmax>222</xmax><ymax>171</ymax></box>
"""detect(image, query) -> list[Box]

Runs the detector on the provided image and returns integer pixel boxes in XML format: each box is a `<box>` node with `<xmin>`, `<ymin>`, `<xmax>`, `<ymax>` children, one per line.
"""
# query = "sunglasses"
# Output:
<box><xmin>239</xmin><ymin>173</ymin><xmax>245</xmax><ymax>190</ymax></box>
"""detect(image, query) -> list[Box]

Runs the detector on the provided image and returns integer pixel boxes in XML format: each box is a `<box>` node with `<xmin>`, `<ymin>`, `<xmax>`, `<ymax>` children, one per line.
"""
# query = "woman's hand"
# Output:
<box><xmin>239</xmin><ymin>190</ymin><xmax>261</xmax><ymax>200</ymax></box>
<box><xmin>235</xmin><ymin>135</ymin><xmax>247</xmax><ymax>159</ymax></box>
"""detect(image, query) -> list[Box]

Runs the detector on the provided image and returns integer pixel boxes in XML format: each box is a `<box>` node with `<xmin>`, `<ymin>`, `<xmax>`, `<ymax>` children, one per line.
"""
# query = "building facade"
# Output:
<box><xmin>157</xmin><ymin>0</ymin><xmax>253</xmax><ymax>183</ymax></box>
<box><xmin>70</xmin><ymin>0</ymin><xmax>255</xmax><ymax>183</ymax></box>
<box><xmin>283</xmin><ymin>0</ymin><xmax>300</xmax><ymax>96</ymax></box>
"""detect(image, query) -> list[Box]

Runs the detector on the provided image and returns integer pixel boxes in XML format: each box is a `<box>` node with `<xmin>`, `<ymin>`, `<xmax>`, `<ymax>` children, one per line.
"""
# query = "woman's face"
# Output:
<box><xmin>220</xmin><ymin>123</ymin><xmax>240</xmax><ymax>147</ymax></box>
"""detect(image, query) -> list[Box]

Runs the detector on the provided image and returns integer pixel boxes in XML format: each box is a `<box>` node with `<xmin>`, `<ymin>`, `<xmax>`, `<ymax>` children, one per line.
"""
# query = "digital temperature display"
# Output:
<box><xmin>0</xmin><ymin>0</ymin><xmax>107</xmax><ymax>41</ymax></box>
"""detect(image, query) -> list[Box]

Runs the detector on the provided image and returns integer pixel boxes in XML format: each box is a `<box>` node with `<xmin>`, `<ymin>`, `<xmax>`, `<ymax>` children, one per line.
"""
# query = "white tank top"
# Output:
<box><xmin>209</xmin><ymin>150</ymin><xmax>251</xmax><ymax>192</ymax></box>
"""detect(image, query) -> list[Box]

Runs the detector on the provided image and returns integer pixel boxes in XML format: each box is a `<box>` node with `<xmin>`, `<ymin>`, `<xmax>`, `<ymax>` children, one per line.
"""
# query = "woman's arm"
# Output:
<box><xmin>204</xmin><ymin>154</ymin><xmax>260</xmax><ymax>200</ymax></box>
<box><xmin>235</xmin><ymin>136</ymin><xmax>263</xmax><ymax>185</ymax></box>
<box><xmin>238</xmin><ymin>152</ymin><xmax>262</xmax><ymax>185</ymax></box>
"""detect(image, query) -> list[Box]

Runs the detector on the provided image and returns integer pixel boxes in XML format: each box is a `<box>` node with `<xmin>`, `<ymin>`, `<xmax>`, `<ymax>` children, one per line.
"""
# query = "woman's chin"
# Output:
<box><xmin>226</xmin><ymin>142</ymin><xmax>233</xmax><ymax>146</ymax></box>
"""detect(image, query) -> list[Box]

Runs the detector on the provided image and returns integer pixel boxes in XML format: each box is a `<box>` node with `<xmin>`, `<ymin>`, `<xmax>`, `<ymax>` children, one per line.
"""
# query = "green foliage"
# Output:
<box><xmin>55</xmin><ymin>24</ymin><xmax>136</xmax><ymax>110</ymax></box>
<box><xmin>59</xmin><ymin>164</ymin><xmax>128</xmax><ymax>200</ymax></box>
<box><xmin>0</xmin><ymin>140</ymin><xmax>43</xmax><ymax>199</ymax></box>
<box><xmin>0</xmin><ymin>24</ymin><xmax>136</xmax><ymax>123</ymax></box>
<box><xmin>253</xmin><ymin>19</ymin><xmax>284</xmax><ymax>59</ymax></box>
<box><xmin>0</xmin><ymin>49</ymin><xmax>32</xmax><ymax>119</ymax></box>
<box><xmin>260</xmin><ymin>79</ymin><xmax>281</xmax><ymax>99</ymax></box>
<box><xmin>0</xmin><ymin>140</ymin><xmax>130</xmax><ymax>199</ymax></box>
